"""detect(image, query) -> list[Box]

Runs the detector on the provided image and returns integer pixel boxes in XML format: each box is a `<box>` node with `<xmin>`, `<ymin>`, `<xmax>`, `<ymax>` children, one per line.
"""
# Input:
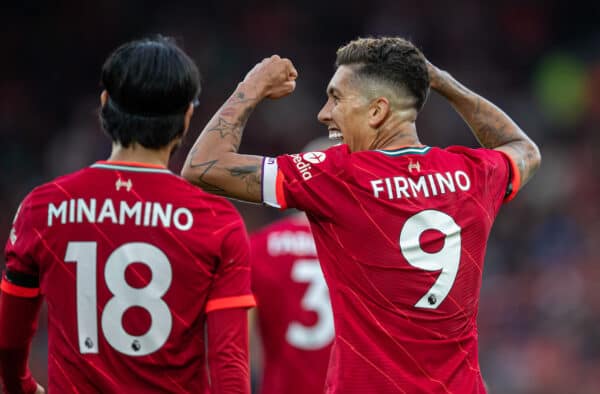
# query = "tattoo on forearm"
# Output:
<box><xmin>470</xmin><ymin>97</ymin><xmax>510</xmax><ymax>148</ymax></box>
<box><xmin>206</xmin><ymin>93</ymin><xmax>258</xmax><ymax>151</ymax></box>
<box><xmin>437</xmin><ymin>73</ymin><xmax>540</xmax><ymax>186</ymax></box>
<box><xmin>185</xmin><ymin>89</ymin><xmax>264</xmax><ymax>197</ymax></box>
<box><xmin>227</xmin><ymin>165</ymin><xmax>261</xmax><ymax>193</ymax></box>
<box><xmin>187</xmin><ymin>154</ymin><xmax>225</xmax><ymax>193</ymax></box>
<box><xmin>207</xmin><ymin>117</ymin><xmax>241</xmax><ymax>145</ymax></box>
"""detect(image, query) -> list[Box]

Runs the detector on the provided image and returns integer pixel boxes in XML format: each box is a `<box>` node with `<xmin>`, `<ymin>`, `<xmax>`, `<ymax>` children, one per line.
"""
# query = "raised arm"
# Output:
<box><xmin>427</xmin><ymin>62</ymin><xmax>541</xmax><ymax>186</ymax></box>
<box><xmin>181</xmin><ymin>55</ymin><xmax>297</xmax><ymax>202</ymax></box>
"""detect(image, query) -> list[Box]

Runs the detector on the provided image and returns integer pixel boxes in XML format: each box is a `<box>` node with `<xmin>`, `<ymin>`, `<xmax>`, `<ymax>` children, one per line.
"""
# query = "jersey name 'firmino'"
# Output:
<box><xmin>371</xmin><ymin>170</ymin><xmax>471</xmax><ymax>200</ymax></box>
<box><xmin>47</xmin><ymin>198</ymin><xmax>194</xmax><ymax>231</ymax></box>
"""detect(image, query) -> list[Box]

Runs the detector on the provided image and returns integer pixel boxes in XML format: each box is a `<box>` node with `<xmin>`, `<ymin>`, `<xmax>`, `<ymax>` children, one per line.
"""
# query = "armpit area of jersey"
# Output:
<box><xmin>0</xmin><ymin>270</ymin><xmax>40</xmax><ymax>298</ymax></box>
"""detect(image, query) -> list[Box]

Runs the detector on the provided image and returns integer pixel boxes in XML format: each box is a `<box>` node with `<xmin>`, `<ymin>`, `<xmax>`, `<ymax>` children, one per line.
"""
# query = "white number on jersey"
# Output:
<box><xmin>286</xmin><ymin>259</ymin><xmax>334</xmax><ymax>350</ymax></box>
<box><xmin>65</xmin><ymin>242</ymin><xmax>172</xmax><ymax>356</ymax></box>
<box><xmin>399</xmin><ymin>210</ymin><xmax>462</xmax><ymax>309</ymax></box>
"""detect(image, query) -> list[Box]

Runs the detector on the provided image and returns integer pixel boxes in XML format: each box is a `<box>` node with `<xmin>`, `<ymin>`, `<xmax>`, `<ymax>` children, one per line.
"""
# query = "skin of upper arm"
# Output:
<box><xmin>182</xmin><ymin>153</ymin><xmax>265</xmax><ymax>203</ymax></box>
<box><xmin>494</xmin><ymin>140</ymin><xmax>541</xmax><ymax>188</ymax></box>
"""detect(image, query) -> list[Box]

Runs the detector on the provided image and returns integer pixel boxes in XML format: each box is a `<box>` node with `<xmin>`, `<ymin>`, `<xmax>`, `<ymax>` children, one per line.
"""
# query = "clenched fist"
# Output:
<box><xmin>242</xmin><ymin>55</ymin><xmax>298</xmax><ymax>99</ymax></box>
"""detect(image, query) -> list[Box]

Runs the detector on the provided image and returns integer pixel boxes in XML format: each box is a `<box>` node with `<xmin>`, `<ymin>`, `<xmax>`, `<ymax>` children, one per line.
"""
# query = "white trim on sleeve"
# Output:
<box><xmin>262</xmin><ymin>157</ymin><xmax>281</xmax><ymax>208</ymax></box>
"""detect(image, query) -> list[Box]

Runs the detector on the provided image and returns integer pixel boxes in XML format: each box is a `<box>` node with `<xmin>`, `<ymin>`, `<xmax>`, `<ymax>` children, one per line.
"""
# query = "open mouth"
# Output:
<box><xmin>328</xmin><ymin>129</ymin><xmax>343</xmax><ymax>142</ymax></box>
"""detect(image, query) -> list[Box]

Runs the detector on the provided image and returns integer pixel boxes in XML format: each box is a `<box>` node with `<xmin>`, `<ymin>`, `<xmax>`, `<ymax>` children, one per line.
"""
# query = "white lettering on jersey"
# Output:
<box><xmin>371</xmin><ymin>171</ymin><xmax>471</xmax><ymax>200</ymax></box>
<box><xmin>47</xmin><ymin>199</ymin><xmax>194</xmax><ymax>231</ymax></box>
<box><xmin>98</xmin><ymin>199</ymin><xmax>118</xmax><ymax>224</ymax></box>
<box><xmin>48</xmin><ymin>201</ymin><xmax>68</xmax><ymax>226</ymax></box>
<box><xmin>290</xmin><ymin>154</ymin><xmax>313</xmax><ymax>180</ymax></box>
<box><xmin>267</xmin><ymin>231</ymin><xmax>317</xmax><ymax>256</ymax></box>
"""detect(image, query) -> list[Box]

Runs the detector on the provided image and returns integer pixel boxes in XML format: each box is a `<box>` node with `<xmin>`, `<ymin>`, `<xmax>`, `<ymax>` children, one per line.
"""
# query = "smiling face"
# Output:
<box><xmin>317</xmin><ymin>65</ymin><xmax>375</xmax><ymax>152</ymax></box>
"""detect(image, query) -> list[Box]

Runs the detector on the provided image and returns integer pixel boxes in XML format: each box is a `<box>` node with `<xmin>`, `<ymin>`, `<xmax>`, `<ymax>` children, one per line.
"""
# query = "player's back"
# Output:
<box><xmin>250</xmin><ymin>215</ymin><xmax>333</xmax><ymax>394</ymax></box>
<box><xmin>18</xmin><ymin>161</ymin><xmax>249</xmax><ymax>393</ymax></box>
<box><xmin>268</xmin><ymin>144</ymin><xmax>518</xmax><ymax>393</ymax></box>
<box><xmin>323</xmin><ymin>146</ymin><xmax>506</xmax><ymax>393</ymax></box>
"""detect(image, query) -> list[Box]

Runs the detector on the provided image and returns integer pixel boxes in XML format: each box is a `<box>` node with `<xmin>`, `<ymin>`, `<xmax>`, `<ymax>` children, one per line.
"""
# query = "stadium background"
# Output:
<box><xmin>1</xmin><ymin>1</ymin><xmax>599</xmax><ymax>393</ymax></box>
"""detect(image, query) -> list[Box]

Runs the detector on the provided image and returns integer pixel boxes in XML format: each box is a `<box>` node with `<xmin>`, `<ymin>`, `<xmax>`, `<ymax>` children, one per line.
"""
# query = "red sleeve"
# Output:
<box><xmin>446</xmin><ymin>146</ymin><xmax>520</xmax><ymax>213</ymax></box>
<box><xmin>3</xmin><ymin>194</ymin><xmax>41</xmax><ymax>298</ymax></box>
<box><xmin>206</xmin><ymin>308</ymin><xmax>250</xmax><ymax>394</ymax></box>
<box><xmin>0</xmin><ymin>292</ymin><xmax>42</xmax><ymax>394</ymax></box>
<box><xmin>495</xmin><ymin>149</ymin><xmax>521</xmax><ymax>203</ymax></box>
<box><xmin>205</xmin><ymin>220</ymin><xmax>256</xmax><ymax>313</ymax></box>
<box><xmin>265</xmin><ymin>145</ymin><xmax>349</xmax><ymax>218</ymax></box>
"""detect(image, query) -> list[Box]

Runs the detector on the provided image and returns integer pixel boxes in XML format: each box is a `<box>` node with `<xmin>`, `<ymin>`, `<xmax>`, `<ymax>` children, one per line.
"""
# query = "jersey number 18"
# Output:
<box><xmin>65</xmin><ymin>242</ymin><xmax>172</xmax><ymax>357</ymax></box>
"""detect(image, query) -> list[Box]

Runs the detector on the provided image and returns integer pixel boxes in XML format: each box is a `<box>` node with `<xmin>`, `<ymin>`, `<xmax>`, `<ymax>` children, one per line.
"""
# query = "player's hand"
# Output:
<box><xmin>425</xmin><ymin>60</ymin><xmax>447</xmax><ymax>92</ymax></box>
<box><xmin>34</xmin><ymin>383</ymin><xmax>45</xmax><ymax>394</ymax></box>
<box><xmin>242</xmin><ymin>55</ymin><xmax>298</xmax><ymax>99</ymax></box>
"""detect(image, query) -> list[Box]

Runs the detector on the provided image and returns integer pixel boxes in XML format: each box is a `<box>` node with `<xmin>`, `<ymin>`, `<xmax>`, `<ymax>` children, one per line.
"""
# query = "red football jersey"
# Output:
<box><xmin>250</xmin><ymin>214</ymin><xmax>333</xmax><ymax>394</ymax></box>
<box><xmin>262</xmin><ymin>145</ymin><xmax>520</xmax><ymax>393</ymax></box>
<box><xmin>1</xmin><ymin>161</ymin><xmax>255</xmax><ymax>393</ymax></box>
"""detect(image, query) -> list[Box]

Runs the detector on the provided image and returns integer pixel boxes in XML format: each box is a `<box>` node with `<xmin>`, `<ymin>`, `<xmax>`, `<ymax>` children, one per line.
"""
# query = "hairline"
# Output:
<box><xmin>339</xmin><ymin>63</ymin><xmax>416</xmax><ymax>108</ymax></box>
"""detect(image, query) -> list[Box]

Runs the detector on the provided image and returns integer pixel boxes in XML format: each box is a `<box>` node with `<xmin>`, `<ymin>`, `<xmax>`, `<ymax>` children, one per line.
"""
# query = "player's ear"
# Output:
<box><xmin>368</xmin><ymin>97</ymin><xmax>390</xmax><ymax>128</ymax></box>
<box><xmin>183</xmin><ymin>103</ymin><xmax>194</xmax><ymax>134</ymax></box>
<box><xmin>100</xmin><ymin>90</ymin><xmax>108</xmax><ymax>108</ymax></box>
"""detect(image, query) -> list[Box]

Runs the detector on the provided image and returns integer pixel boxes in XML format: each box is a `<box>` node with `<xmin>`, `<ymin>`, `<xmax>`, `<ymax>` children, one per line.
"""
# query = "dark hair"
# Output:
<box><xmin>335</xmin><ymin>37</ymin><xmax>429</xmax><ymax>112</ymax></box>
<box><xmin>100</xmin><ymin>35</ymin><xmax>201</xmax><ymax>149</ymax></box>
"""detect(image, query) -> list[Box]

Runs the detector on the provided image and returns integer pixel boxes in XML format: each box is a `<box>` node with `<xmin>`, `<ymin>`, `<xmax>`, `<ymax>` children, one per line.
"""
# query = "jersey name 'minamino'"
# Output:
<box><xmin>47</xmin><ymin>198</ymin><xmax>193</xmax><ymax>231</ymax></box>
<box><xmin>371</xmin><ymin>170</ymin><xmax>471</xmax><ymax>200</ymax></box>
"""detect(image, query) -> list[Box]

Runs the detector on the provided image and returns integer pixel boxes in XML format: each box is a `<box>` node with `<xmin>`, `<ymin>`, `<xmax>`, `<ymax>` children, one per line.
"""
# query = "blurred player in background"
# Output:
<box><xmin>182</xmin><ymin>36</ymin><xmax>540</xmax><ymax>393</ymax></box>
<box><xmin>0</xmin><ymin>36</ymin><xmax>255</xmax><ymax>394</ymax></box>
<box><xmin>250</xmin><ymin>137</ymin><xmax>333</xmax><ymax>394</ymax></box>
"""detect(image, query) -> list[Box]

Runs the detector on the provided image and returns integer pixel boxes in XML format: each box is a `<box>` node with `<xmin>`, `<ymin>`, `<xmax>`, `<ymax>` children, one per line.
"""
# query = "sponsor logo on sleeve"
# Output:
<box><xmin>302</xmin><ymin>151</ymin><xmax>327</xmax><ymax>164</ymax></box>
<box><xmin>287</xmin><ymin>151</ymin><xmax>327</xmax><ymax>181</ymax></box>
<box><xmin>289</xmin><ymin>152</ymin><xmax>326</xmax><ymax>181</ymax></box>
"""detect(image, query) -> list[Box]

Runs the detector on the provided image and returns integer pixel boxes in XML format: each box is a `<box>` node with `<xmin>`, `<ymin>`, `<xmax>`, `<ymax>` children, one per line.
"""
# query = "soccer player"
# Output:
<box><xmin>181</xmin><ymin>37</ymin><xmax>541</xmax><ymax>393</ymax></box>
<box><xmin>0</xmin><ymin>36</ymin><xmax>255</xmax><ymax>394</ymax></box>
<box><xmin>250</xmin><ymin>138</ymin><xmax>333</xmax><ymax>394</ymax></box>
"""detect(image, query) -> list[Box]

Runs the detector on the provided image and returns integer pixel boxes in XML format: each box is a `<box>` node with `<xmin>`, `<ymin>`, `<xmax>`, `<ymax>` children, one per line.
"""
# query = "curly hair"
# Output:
<box><xmin>335</xmin><ymin>37</ymin><xmax>429</xmax><ymax>112</ymax></box>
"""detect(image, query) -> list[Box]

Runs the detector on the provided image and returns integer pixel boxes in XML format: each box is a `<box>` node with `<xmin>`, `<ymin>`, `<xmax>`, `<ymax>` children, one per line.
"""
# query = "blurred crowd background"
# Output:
<box><xmin>1</xmin><ymin>1</ymin><xmax>599</xmax><ymax>393</ymax></box>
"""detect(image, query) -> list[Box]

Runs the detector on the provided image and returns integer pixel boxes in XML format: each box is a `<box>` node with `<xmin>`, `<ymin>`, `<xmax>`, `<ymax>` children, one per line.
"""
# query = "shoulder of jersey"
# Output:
<box><xmin>326</xmin><ymin>144</ymin><xmax>350</xmax><ymax>159</ymax></box>
<box><xmin>442</xmin><ymin>145</ymin><xmax>478</xmax><ymax>155</ymax></box>
<box><xmin>26</xmin><ymin>167</ymin><xmax>90</xmax><ymax>196</ymax></box>
<box><xmin>34</xmin><ymin>167</ymin><xmax>238</xmax><ymax>211</ymax></box>
<box><xmin>308</xmin><ymin>143</ymin><xmax>351</xmax><ymax>170</ymax></box>
<box><xmin>301</xmin><ymin>144</ymin><xmax>349</xmax><ymax>162</ymax></box>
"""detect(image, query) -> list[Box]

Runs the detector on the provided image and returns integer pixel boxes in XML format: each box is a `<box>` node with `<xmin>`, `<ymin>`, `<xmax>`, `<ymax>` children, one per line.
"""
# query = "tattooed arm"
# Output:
<box><xmin>427</xmin><ymin>62</ymin><xmax>541</xmax><ymax>186</ymax></box>
<box><xmin>181</xmin><ymin>55</ymin><xmax>297</xmax><ymax>202</ymax></box>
